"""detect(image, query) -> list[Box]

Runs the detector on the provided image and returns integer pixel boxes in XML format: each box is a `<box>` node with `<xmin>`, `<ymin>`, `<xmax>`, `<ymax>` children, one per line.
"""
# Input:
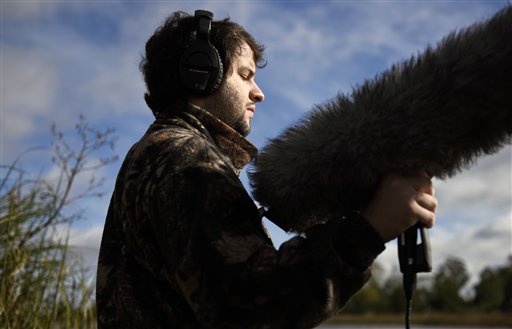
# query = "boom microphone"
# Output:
<box><xmin>249</xmin><ymin>6</ymin><xmax>512</xmax><ymax>232</ymax></box>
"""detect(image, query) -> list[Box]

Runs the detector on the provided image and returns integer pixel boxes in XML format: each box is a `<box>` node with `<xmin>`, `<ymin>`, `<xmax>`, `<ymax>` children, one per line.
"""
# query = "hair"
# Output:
<box><xmin>140</xmin><ymin>11</ymin><xmax>266</xmax><ymax>115</ymax></box>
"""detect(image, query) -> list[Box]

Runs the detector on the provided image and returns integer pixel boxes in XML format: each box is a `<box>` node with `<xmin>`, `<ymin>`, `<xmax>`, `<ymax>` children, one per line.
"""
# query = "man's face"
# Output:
<box><xmin>201</xmin><ymin>42</ymin><xmax>264</xmax><ymax>136</ymax></box>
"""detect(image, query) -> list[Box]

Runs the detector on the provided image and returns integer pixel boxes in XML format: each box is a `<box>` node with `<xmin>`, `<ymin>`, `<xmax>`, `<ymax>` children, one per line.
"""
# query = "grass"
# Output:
<box><xmin>1</xmin><ymin>117</ymin><xmax>115</xmax><ymax>329</ymax></box>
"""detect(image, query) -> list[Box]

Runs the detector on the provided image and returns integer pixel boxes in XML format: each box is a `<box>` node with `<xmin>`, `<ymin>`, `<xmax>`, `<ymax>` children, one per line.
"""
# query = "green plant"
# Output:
<box><xmin>1</xmin><ymin>116</ymin><xmax>117</xmax><ymax>329</ymax></box>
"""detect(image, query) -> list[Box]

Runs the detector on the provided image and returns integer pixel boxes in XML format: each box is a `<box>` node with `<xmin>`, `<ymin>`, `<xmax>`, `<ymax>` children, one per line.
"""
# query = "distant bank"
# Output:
<box><xmin>326</xmin><ymin>313</ymin><xmax>512</xmax><ymax>328</ymax></box>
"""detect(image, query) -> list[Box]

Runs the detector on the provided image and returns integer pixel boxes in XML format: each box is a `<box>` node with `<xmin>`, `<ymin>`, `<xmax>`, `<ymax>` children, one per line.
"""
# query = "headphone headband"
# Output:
<box><xmin>195</xmin><ymin>10</ymin><xmax>213</xmax><ymax>41</ymax></box>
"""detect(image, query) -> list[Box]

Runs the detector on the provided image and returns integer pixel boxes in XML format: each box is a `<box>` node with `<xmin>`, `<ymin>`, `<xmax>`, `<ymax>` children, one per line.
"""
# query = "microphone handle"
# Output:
<box><xmin>398</xmin><ymin>224</ymin><xmax>432</xmax><ymax>329</ymax></box>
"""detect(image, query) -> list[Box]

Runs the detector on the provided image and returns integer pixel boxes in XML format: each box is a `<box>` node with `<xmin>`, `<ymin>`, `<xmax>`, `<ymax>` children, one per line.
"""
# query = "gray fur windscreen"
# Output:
<box><xmin>249</xmin><ymin>6</ymin><xmax>512</xmax><ymax>232</ymax></box>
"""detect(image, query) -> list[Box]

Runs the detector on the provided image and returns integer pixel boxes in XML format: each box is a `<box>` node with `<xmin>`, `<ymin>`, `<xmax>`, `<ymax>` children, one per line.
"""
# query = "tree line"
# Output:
<box><xmin>344</xmin><ymin>254</ymin><xmax>512</xmax><ymax>314</ymax></box>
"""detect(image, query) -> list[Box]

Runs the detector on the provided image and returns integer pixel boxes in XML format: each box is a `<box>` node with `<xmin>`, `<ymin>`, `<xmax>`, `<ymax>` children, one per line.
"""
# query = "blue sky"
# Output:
<box><xmin>2</xmin><ymin>1</ymin><xmax>511</xmax><ymax>290</ymax></box>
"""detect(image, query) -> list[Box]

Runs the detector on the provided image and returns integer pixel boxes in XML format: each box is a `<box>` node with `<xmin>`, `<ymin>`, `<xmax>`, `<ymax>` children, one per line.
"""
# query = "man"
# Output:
<box><xmin>96</xmin><ymin>10</ymin><xmax>437</xmax><ymax>329</ymax></box>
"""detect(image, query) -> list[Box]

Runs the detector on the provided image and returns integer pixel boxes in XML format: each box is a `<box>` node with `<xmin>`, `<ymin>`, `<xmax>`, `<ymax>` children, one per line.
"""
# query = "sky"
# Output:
<box><xmin>2</xmin><ymin>0</ymin><xmax>511</xmax><ymax>292</ymax></box>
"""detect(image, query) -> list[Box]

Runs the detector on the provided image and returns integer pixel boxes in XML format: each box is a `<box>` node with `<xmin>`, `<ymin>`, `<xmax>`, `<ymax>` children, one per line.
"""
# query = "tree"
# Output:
<box><xmin>500</xmin><ymin>255</ymin><xmax>512</xmax><ymax>312</ymax></box>
<box><xmin>473</xmin><ymin>267</ymin><xmax>504</xmax><ymax>311</ymax></box>
<box><xmin>0</xmin><ymin>116</ymin><xmax>117</xmax><ymax>329</ymax></box>
<box><xmin>428</xmin><ymin>256</ymin><xmax>469</xmax><ymax>312</ymax></box>
<box><xmin>380</xmin><ymin>270</ymin><xmax>431</xmax><ymax>313</ymax></box>
<box><xmin>381</xmin><ymin>274</ymin><xmax>404</xmax><ymax>313</ymax></box>
<box><xmin>473</xmin><ymin>255</ymin><xmax>512</xmax><ymax>312</ymax></box>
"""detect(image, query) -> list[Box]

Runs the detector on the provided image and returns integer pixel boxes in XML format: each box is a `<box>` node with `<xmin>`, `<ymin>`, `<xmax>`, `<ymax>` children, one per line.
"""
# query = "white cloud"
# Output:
<box><xmin>434</xmin><ymin>145</ymin><xmax>511</xmax><ymax>220</ymax></box>
<box><xmin>434</xmin><ymin>212</ymin><xmax>511</xmax><ymax>286</ymax></box>
<box><xmin>1</xmin><ymin>1</ymin><xmax>61</xmax><ymax>21</ymax></box>
<box><xmin>2</xmin><ymin>49</ymin><xmax>58</xmax><ymax>139</ymax></box>
<box><xmin>77</xmin><ymin>54</ymin><xmax>146</xmax><ymax>117</ymax></box>
<box><xmin>49</xmin><ymin>222</ymin><xmax>104</xmax><ymax>274</ymax></box>
<box><xmin>246</xmin><ymin>2</ymin><xmax>505</xmax><ymax>111</ymax></box>
<box><xmin>2</xmin><ymin>3</ymin><xmax>151</xmax><ymax>164</ymax></box>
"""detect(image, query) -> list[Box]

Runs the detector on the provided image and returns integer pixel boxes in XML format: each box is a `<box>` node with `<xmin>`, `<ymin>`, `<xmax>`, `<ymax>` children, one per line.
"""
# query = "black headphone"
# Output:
<box><xmin>178</xmin><ymin>10</ymin><xmax>224</xmax><ymax>97</ymax></box>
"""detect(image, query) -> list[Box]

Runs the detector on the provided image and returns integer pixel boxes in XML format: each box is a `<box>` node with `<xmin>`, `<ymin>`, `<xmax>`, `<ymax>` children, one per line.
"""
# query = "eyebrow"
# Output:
<box><xmin>239</xmin><ymin>65</ymin><xmax>255</xmax><ymax>77</ymax></box>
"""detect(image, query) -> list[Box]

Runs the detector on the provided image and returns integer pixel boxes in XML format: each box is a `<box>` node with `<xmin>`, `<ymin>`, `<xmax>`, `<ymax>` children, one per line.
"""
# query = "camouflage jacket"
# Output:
<box><xmin>96</xmin><ymin>103</ymin><xmax>385</xmax><ymax>329</ymax></box>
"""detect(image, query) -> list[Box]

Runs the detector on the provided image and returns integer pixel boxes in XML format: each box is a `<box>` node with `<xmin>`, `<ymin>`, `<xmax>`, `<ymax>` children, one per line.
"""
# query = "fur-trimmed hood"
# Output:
<box><xmin>250</xmin><ymin>6</ymin><xmax>512</xmax><ymax>232</ymax></box>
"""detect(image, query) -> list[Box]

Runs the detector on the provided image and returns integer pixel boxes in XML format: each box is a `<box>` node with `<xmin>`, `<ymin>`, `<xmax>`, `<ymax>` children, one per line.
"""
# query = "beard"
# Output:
<box><xmin>206</xmin><ymin>83</ymin><xmax>251</xmax><ymax>137</ymax></box>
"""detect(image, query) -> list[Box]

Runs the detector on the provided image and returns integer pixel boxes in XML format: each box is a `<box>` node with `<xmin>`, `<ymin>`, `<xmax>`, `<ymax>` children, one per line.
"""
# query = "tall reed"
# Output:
<box><xmin>1</xmin><ymin>116</ymin><xmax>116</xmax><ymax>329</ymax></box>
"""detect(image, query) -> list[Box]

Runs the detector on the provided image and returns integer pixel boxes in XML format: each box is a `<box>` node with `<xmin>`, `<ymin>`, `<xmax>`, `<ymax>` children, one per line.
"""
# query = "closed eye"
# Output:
<box><xmin>239</xmin><ymin>66</ymin><xmax>255</xmax><ymax>81</ymax></box>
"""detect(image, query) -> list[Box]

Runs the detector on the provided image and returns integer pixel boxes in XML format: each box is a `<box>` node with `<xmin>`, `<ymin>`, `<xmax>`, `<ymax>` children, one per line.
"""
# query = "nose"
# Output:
<box><xmin>250</xmin><ymin>82</ymin><xmax>265</xmax><ymax>103</ymax></box>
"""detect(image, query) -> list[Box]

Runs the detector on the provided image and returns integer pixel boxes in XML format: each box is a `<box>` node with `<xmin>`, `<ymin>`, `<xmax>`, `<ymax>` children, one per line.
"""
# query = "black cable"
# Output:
<box><xmin>405</xmin><ymin>298</ymin><xmax>412</xmax><ymax>329</ymax></box>
<box><xmin>399</xmin><ymin>224</ymin><xmax>431</xmax><ymax>329</ymax></box>
<box><xmin>403</xmin><ymin>269</ymin><xmax>416</xmax><ymax>329</ymax></box>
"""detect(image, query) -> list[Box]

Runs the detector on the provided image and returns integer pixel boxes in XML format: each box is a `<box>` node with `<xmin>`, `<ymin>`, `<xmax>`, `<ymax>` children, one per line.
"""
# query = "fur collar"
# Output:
<box><xmin>157</xmin><ymin>102</ymin><xmax>257</xmax><ymax>173</ymax></box>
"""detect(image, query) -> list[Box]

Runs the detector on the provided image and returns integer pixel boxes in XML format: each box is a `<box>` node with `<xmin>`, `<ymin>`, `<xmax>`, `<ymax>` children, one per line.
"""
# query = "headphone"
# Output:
<box><xmin>178</xmin><ymin>10</ymin><xmax>224</xmax><ymax>97</ymax></box>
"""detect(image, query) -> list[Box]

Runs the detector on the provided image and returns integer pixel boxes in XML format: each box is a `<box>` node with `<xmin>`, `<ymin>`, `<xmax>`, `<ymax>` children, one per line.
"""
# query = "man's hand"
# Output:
<box><xmin>362</xmin><ymin>172</ymin><xmax>438</xmax><ymax>243</ymax></box>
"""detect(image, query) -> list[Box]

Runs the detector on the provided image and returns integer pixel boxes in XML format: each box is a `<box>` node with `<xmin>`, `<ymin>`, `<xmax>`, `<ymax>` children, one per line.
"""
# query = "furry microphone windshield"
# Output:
<box><xmin>250</xmin><ymin>6</ymin><xmax>512</xmax><ymax>232</ymax></box>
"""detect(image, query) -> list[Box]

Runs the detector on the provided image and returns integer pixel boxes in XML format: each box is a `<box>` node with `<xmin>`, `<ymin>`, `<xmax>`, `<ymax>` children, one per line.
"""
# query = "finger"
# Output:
<box><xmin>412</xmin><ymin>205</ymin><xmax>436</xmax><ymax>228</ymax></box>
<box><xmin>411</xmin><ymin>197</ymin><xmax>436</xmax><ymax>228</ymax></box>
<box><xmin>416</xmin><ymin>192</ymin><xmax>438</xmax><ymax>212</ymax></box>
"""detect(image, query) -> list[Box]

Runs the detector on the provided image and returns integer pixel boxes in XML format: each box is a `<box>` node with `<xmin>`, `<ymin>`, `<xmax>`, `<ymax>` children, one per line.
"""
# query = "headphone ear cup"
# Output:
<box><xmin>209</xmin><ymin>46</ymin><xmax>224</xmax><ymax>93</ymax></box>
<box><xmin>179</xmin><ymin>40</ymin><xmax>223</xmax><ymax>97</ymax></box>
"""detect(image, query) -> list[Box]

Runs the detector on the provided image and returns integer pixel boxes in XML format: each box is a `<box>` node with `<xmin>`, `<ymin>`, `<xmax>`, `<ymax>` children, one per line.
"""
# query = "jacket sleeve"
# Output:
<box><xmin>151</xmin><ymin>162</ymin><xmax>385</xmax><ymax>329</ymax></box>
